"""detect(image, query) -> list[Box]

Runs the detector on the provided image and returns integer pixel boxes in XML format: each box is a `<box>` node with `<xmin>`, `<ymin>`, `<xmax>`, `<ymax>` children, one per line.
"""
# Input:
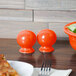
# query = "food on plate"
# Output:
<box><xmin>0</xmin><ymin>54</ymin><xmax>19</xmax><ymax>76</ymax></box>
<box><xmin>67</xmin><ymin>24</ymin><xmax>76</xmax><ymax>33</ymax></box>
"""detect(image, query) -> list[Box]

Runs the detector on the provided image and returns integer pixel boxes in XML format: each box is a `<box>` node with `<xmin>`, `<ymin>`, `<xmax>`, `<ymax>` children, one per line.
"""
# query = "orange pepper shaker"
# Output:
<box><xmin>17</xmin><ymin>30</ymin><xmax>36</xmax><ymax>54</ymax></box>
<box><xmin>37</xmin><ymin>29</ymin><xmax>57</xmax><ymax>53</ymax></box>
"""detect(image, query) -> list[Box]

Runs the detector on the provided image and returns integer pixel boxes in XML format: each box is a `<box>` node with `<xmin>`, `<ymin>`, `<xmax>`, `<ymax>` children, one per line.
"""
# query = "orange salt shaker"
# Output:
<box><xmin>17</xmin><ymin>30</ymin><xmax>36</xmax><ymax>54</ymax></box>
<box><xmin>37</xmin><ymin>29</ymin><xmax>57</xmax><ymax>53</ymax></box>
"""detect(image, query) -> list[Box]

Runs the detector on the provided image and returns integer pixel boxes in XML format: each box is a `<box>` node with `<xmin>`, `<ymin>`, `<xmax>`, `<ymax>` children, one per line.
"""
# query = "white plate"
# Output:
<box><xmin>8</xmin><ymin>60</ymin><xmax>34</xmax><ymax>76</ymax></box>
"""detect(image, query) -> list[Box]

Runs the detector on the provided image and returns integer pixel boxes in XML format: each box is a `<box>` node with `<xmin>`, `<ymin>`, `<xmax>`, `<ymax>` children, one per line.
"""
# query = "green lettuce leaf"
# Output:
<box><xmin>67</xmin><ymin>24</ymin><xmax>76</xmax><ymax>33</ymax></box>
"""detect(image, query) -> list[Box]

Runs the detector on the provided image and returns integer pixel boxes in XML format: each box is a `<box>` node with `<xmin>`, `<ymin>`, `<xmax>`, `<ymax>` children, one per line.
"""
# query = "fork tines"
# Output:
<box><xmin>40</xmin><ymin>60</ymin><xmax>51</xmax><ymax>76</ymax></box>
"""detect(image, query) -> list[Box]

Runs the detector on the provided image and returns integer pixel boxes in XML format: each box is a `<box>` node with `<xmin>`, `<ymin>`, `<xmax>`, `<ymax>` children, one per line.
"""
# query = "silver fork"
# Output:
<box><xmin>38</xmin><ymin>59</ymin><xmax>51</xmax><ymax>76</ymax></box>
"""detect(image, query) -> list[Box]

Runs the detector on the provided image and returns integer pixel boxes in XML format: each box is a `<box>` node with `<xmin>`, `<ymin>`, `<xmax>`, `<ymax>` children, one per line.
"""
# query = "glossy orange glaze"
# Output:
<box><xmin>64</xmin><ymin>22</ymin><xmax>76</xmax><ymax>50</ymax></box>
<box><xmin>17</xmin><ymin>30</ymin><xmax>36</xmax><ymax>53</ymax></box>
<box><xmin>37</xmin><ymin>29</ymin><xmax>57</xmax><ymax>53</ymax></box>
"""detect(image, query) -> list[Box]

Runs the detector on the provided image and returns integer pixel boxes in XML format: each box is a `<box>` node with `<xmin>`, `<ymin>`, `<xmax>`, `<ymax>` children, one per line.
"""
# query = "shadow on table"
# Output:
<box><xmin>18</xmin><ymin>53</ymin><xmax>36</xmax><ymax>66</ymax></box>
<box><xmin>70</xmin><ymin>53</ymin><xmax>76</xmax><ymax>70</ymax></box>
<box><xmin>37</xmin><ymin>53</ymin><xmax>57</xmax><ymax>68</ymax></box>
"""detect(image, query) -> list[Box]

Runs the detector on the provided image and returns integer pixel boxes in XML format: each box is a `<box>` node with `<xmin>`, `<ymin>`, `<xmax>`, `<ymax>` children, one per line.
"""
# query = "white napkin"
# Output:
<box><xmin>32</xmin><ymin>68</ymin><xmax>72</xmax><ymax>76</ymax></box>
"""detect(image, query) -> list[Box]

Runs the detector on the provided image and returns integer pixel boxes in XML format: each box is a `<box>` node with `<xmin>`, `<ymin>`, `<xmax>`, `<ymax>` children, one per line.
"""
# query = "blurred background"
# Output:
<box><xmin>0</xmin><ymin>0</ymin><xmax>76</xmax><ymax>40</ymax></box>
